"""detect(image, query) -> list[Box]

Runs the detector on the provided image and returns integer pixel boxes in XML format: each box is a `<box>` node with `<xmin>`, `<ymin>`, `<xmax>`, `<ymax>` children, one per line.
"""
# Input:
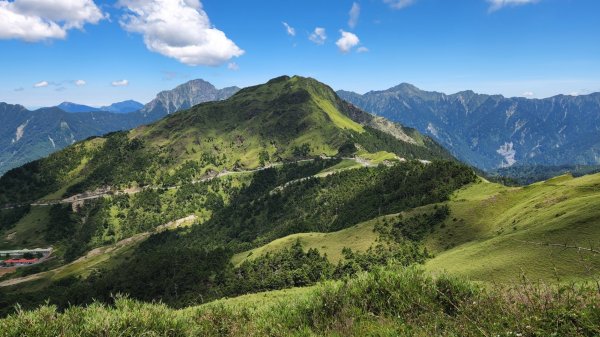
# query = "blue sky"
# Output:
<box><xmin>1</xmin><ymin>0</ymin><xmax>599</xmax><ymax>108</ymax></box>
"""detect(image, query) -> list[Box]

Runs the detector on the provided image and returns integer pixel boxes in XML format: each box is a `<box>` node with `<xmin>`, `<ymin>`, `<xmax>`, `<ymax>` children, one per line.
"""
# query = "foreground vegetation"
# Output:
<box><xmin>2</xmin><ymin>266</ymin><xmax>599</xmax><ymax>336</ymax></box>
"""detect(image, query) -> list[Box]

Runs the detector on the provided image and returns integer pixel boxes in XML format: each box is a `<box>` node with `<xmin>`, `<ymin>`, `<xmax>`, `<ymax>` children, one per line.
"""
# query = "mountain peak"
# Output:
<box><xmin>389</xmin><ymin>83</ymin><xmax>421</xmax><ymax>93</ymax></box>
<box><xmin>140</xmin><ymin>78</ymin><xmax>241</xmax><ymax>118</ymax></box>
<box><xmin>57</xmin><ymin>102</ymin><xmax>100</xmax><ymax>113</ymax></box>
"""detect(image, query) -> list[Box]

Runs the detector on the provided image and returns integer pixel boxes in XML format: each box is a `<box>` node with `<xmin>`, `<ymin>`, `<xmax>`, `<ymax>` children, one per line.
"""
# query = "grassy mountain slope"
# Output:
<box><xmin>227</xmin><ymin>172</ymin><xmax>600</xmax><ymax>284</ymax></box>
<box><xmin>425</xmin><ymin>173</ymin><xmax>600</xmax><ymax>282</ymax></box>
<box><xmin>0</xmin><ymin>76</ymin><xmax>450</xmax><ymax>205</ymax></box>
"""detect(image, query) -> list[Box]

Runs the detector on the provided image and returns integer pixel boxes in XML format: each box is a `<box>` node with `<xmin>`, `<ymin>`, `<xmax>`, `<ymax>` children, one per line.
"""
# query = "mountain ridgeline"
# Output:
<box><xmin>338</xmin><ymin>85</ymin><xmax>600</xmax><ymax>171</ymax></box>
<box><xmin>0</xmin><ymin>80</ymin><xmax>239</xmax><ymax>176</ymax></box>
<box><xmin>0</xmin><ymin>76</ymin><xmax>453</xmax><ymax>205</ymax></box>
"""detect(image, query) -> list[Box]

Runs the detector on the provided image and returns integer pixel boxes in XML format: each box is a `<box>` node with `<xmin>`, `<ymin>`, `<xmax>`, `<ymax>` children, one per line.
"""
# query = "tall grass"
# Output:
<box><xmin>1</xmin><ymin>266</ymin><xmax>599</xmax><ymax>336</ymax></box>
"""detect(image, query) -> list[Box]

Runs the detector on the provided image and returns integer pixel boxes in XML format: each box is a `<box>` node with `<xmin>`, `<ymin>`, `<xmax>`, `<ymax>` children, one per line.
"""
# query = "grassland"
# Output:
<box><xmin>425</xmin><ymin>173</ymin><xmax>600</xmax><ymax>283</ymax></box>
<box><xmin>2</xmin><ymin>266</ymin><xmax>599</xmax><ymax>337</ymax></box>
<box><xmin>231</xmin><ymin>217</ymin><xmax>380</xmax><ymax>266</ymax></box>
<box><xmin>356</xmin><ymin>150</ymin><xmax>399</xmax><ymax>164</ymax></box>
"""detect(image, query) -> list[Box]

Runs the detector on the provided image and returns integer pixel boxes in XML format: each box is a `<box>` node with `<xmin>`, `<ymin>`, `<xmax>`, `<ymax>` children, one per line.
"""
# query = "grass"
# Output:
<box><xmin>315</xmin><ymin>159</ymin><xmax>363</xmax><ymax>176</ymax></box>
<box><xmin>425</xmin><ymin>173</ymin><xmax>600</xmax><ymax>283</ymax></box>
<box><xmin>0</xmin><ymin>206</ymin><xmax>51</xmax><ymax>250</ymax></box>
<box><xmin>356</xmin><ymin>150</ymin><xmax>399</xmax><ymax>164</ymax></box>
<box><xmin>312</xmin><ymin>94</ymin><xmax>364</xmax><ymax>133</ymax></box>
<box><xmin>2</xmin><ymin>266</ymin><xmax>599</xmax><ymax>336</ymax></box>
<box><xmin>231</xmin><ymin>217</ymin><xmax>381</xmax><ymax>265</ymax></box>
<box><xmin>198</xmin><ymin>285</ymin><xmax>317</xmax><ymax>311</ymax></box>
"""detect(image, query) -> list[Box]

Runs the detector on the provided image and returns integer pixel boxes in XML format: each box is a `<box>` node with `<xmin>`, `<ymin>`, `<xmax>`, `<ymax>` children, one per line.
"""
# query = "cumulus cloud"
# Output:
<box><xmin>488</xmin><ymin>0</ymin><xmax>540</xmax><ymax>11</ymax></box>
<box><xmin>111</xmin><ymin>79</ymin><xmax>129</xmax><ymax>87</ymax></box>
<box><xmin>228</xmin><ymin>62</ymin><xmax>239</xmax><ymax>71</ymax></box>
<box><xmin>309</xmin><ymin>27</ymin><xmax>327</xmax><ymax>45</ymax></box>
<box><xmin>282</xmin><ymin>22</ymin><xmax>295</xmax><ymax>36</ymax></box>
<box><xmin>348</xmin><ymin>2</ymin><xmax>360</xmax><ymax>29</ymax></box>
<box><xmin>357</xmin><ymin>46</ymin><xmax>369</xmax><ymax>53</ymax></box>
<box><xmin>0</xmin><ymin>0</ymin><xmax>105</xmax><ymax>42</ymax></box>
<box><xmin>33</xmin><ymin>81</ymin><xmax>49</xmax><ymax>88</ymax></box>
<box><xmin>383</xmin><ymin>0</ymin><xmax>416</xmax><ymax>10</ymax></box>
<box><xmin>119</xmin><ymin>0</ymin><xmax>244</xmax><ymax>66</ymax></box>
<box><xmin>336</xmin><ymin>30</ymin><xmax>360</xmax><ymax>53</ymax></box>
<box><xmin>75</xmin><ymin>80</ymin><xmax>87</xmax><ymax>86</ymax></box>
<box><xmin>522</xmin><ymin>91</ymin><xmax>534</xmax><ymax>98</ymax></box>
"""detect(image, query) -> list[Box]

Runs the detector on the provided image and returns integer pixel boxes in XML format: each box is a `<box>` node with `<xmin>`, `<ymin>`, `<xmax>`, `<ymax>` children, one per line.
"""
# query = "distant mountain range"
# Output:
<box><xmin>139</xmin><ymin>79</ymin><xmax>240</xmax><ymax>120</ymax></box>
<box><xmin>338</xmin><ymin>85</ymin><xmax>600</xmax><ymax>170</ymax></box>
<box><xmin>0</xmin><ymin>80</ymin><xmax>239</xmax><ymax>176</ymax></box>
<box><xmin>56</xmin><ymin>100</ymin><xmax>144</xmax><ymax>114</ymax></box>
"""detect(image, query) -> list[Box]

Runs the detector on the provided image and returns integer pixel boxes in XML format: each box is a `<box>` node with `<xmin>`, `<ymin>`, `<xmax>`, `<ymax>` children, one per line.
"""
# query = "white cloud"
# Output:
<box><xmin>309</xmin><ymin>27</ymin><xmax>327</xmax><ymax>45</ymax></box>
<box><xmin>75</xmin><ymin>80</ymin><xmax>86</xmax><ymax>86</ymax></box>
<box><xmin>228</xmin><ymin>62</ymin><xmax>239</xmax><ymax>71</ymax></box>
<box><xmin>383</xmin><ymin>0</ymin><xmax>416</xmax><ymax>10</ymax></box>
<box><xmin>0</xmin><ymin>0</ymin><xmax>105</xmax><ymax>42</ymax></box>
<box><xmin>522</xmin><ymin>91</ymin><xmax>534</xmax><ymax>98</ymax></box>
<box><xmin>357</xmin><ymin>46</ymin><xmax>369</xmax><ymax>53</ymax></box>
<box><xmin>488</xmin><ymin>0</ymin><xmax>539</xmax><ymax>11</ymax></box>
<box><xmin>348</xmin><ymin>2</ymin><xmax>360</xmax><ymax>29</ymax></box>
<box><xmin>282</xmin><ymin>22</ymin><xmax>295</xmax><ymax>36</ymax></box>
<box><xmin>33</xmin><ymin>81</ymin><xmax>49</xmax><ymax>88</ymax></box>
<box><xmin>111</xmin><ymin>79</ymin><xmax>129</xmax><ymax>87</ymax></box>
<box><xmin>336</xmin><ymin>30</ymin><xmax>360</xmax><ymax>53</ymax></box>
<box><xmin>119</xmin><ymin>0</ymin><xmax>244</xmax><ymax>66</ymax></box>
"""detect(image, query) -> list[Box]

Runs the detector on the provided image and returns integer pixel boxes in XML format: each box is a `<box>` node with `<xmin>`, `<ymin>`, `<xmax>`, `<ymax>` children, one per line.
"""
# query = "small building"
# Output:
<box><xmin>3</xmin><ymin>258</ymin><xmax>38</xmax><ymax>266</ymax></box>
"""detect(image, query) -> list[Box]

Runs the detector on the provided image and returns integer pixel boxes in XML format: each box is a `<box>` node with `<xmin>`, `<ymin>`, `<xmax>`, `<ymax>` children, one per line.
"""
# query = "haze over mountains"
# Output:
<box><xmin>338</xmin><ymin>85</ymin><xmax>600</xmax><ymax>170</ymax></box>
<box><xmin>0</xmin><ymin>80</ymin><xmax>240</xmax><ymax>175</ymax></box>
<box><xmin>56</xmin><ymin>100</ymin><xmax>144</xmax><ymax>114</ymax></box>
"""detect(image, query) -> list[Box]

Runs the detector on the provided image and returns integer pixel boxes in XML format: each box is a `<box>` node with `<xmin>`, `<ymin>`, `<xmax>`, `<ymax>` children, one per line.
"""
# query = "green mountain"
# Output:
<box><xmin>0</xmin><ymin>76</ymin><xmax>472</xmax><ymax>312</ymax></box>
<box><xmin>0</xmin><ymin>76</ymin><xmax>451</xmax><ymax>205</ymax></box>
<box><xmin>1</xmin><ymin>76</ymin><xmax>597</xmax><ymax>336</ymax></box>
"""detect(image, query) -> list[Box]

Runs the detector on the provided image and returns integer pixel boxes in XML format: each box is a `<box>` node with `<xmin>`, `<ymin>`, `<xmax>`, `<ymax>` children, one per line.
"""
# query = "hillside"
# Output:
<box><xmin>0</xmin><ymin>80</ymin><xmax>238</xmax><ymax>176</ymax></box>
<box><xmin>0</xmin><ymin>76</ymin><xmax>451</xmax><ymax>205</ymax></box>
<box><xmin>227</xmin><ymin>173</ymin><xmax>600</xmax><ymax>285</ymax></box>
<box><xmin>338</xmin><ymin>86</ymin><xmax>600</xmax><ymax>171</ymax></box>
<box><xmin>0</xmin><ymin>76</ymin><xmax>474</xmax><ymax>315</ymax></box>
<box><xmin>0</xmin><ymin>104</ymin><xmax>145</xmax><ymax>176</ymax></box>
<box><xmin>425</xmin><ymin>173</ymin><xmax>600</xmax><ymax>282</ymax></box>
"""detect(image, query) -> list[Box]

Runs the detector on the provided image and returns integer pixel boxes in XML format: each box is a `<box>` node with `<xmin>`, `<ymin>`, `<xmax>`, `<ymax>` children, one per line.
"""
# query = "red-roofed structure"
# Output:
<box><xmin>3</xmin><ymin>258</ymin><xmax>38</xmax><ymax>265</ymax></box>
